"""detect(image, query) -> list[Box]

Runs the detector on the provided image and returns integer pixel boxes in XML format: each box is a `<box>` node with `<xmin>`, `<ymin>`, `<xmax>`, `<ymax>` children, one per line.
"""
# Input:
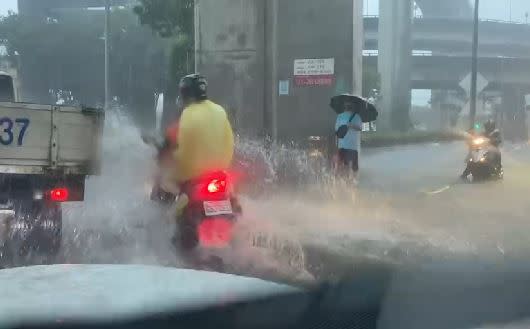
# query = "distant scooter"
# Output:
<box><xmin>463</xmin><ymin>133</ymin><xmax>503</xmax><ymax>182</ymax></box>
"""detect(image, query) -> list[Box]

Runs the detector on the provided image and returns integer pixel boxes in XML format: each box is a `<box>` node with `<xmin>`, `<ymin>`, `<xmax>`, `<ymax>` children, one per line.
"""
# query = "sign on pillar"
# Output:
<box><xmin>293</xmin><ymin>58</ymin><xmax>335</xmax><ymax>86</ymax></box>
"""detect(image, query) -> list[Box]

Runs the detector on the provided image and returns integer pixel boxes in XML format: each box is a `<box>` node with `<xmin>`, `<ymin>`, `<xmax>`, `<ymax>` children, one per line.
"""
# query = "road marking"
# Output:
<box><xmin>423</xmin><ymin>185</ymin><xmax>451</xmax><ymax>195</ymax></box>
<box><xmin>497</xmin><ymin>244</ymin><xmax>505</xmax><ymax>255</ymax></box>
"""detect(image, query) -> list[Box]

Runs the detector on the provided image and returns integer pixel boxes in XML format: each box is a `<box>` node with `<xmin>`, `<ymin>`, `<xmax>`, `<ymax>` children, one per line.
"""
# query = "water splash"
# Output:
<box><xmin>58</xmin><ymin>109</ymin><xmax>313</xmax><ymax>281</ymax></box>
<box><xmin>61</xmin><ymin>108</ymin><xmax>177</xmax><ymax>266</ymax></box>
<box><xmin>56</xmin><ymin>109</ymin><xmax>478</xmax><ymax>283</ymax></box>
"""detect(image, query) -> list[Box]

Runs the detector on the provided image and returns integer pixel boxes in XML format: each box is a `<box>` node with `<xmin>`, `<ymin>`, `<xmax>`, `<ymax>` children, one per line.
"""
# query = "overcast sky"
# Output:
<box><xmin>364</xmin><ymin>0</ymin><xmax>530</xmax><ymax>22</ymax></box>
<box><xmin>2</xmin><ymin>0</ymin><xmax>530</xmax><ymax>21</ymax></box>
<box><xmin>0</xmin><ymin>0</ymin><xmax>17</xmax><ymax>16</ymax></box>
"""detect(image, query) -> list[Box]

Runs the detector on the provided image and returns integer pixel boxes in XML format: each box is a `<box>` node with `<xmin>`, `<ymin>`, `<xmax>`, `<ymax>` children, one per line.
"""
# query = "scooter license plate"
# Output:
<box><xmin>204</xmin><ymin>200</ymin><xmax>233</xmax><ymax>216</ymax></box>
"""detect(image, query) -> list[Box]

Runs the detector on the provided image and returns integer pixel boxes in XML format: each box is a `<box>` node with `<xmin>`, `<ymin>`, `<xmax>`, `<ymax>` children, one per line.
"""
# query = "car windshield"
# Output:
<box><xmin>1</xmin><ymin>0</ymin><xmax>530</xmax><ymax>327</ymax></box>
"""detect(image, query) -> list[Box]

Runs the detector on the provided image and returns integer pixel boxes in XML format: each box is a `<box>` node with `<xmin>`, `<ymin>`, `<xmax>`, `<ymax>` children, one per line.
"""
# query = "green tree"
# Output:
<box><xmin>133</xmin><ymin>0</ymin><xmax>194</xmax><ymax>126</ymax></box>
<box><xmin>108</xmin><ymin>9</ymin><xmax>170</xmax><ymax>123</ymax></box>
<box><xmin>0</xmin><ymin>12</ymin><xmax>106</xmax><ymax>103</ymax></box>
<box><xmin>133</xmin><ymin>0</ymin><xmax>194</xmax><ymax>39</ymax></box>
<box><xmin>0</xmin><ymin>9</ymin><xmax>168</xmax><ymax>125</ymax></box>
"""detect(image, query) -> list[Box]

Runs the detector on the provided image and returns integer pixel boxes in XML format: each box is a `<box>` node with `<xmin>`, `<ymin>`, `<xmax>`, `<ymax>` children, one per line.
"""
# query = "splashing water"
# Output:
<box><xmin>230</xmin><ymin>139</ymin><xmax>479</xmax><ymax>271</ymax></box>
<box><xmin>60</xmin><ymin>108</ymin><xmax>177</xmax><ymax>266</ymax></box>
<box><xmin>55</xmin><ymin>108</ymin><xmax>476</xmax><ymax>285</ymax></box>
<box><xmin>57</xmin><ymin>109</ymin><xmax>313</xmax><ymax>282</ymax></box>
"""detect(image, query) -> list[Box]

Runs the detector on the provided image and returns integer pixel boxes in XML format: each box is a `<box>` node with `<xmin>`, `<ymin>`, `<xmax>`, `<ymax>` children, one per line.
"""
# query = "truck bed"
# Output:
<box><xmin>0</xmin><ymin>102</ymin><xmax>104</xmax><ymax>175</ymax></box>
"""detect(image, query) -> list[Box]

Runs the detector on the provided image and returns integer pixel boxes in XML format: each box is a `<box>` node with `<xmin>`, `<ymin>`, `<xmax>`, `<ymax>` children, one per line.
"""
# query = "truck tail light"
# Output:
<box><xmin>48</xmin><ymin>188</ymin><xmax>69</xmax><ymax>202</ymax></box>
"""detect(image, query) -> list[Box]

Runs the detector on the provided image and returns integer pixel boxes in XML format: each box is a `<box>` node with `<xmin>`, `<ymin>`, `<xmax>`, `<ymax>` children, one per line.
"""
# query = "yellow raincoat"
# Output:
<box><xmin>174</xmin><ymin>100</ymin><xmax>234</xmax><ymax>183</ymax></box>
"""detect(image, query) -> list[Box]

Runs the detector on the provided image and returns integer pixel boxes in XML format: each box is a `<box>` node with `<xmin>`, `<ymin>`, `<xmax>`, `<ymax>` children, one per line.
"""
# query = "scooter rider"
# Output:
<box><xmin>172</xmin><ymin>74</ymin><xmax>235</xmax><ymax>215</ymax></box>
<box><xmin>460</xmin><ymin>119</ymin><xmax>502</xmax><ymax>180</ymax></box>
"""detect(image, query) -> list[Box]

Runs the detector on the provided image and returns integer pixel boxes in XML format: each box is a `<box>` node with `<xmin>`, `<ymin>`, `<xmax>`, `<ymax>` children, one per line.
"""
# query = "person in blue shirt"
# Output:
<box><xmin>335</xmin><ymin>100</ymin><xmax>363</xmax><ymax>176</ymax></box>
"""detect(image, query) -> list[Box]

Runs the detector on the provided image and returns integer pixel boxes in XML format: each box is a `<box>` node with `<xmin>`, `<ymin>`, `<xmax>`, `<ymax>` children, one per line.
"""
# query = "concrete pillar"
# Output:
<box><xmin>501</xmin><ymin>86</ymin><xmax>528</xmax><ymax>142</ymax></box>
<box><xmin>378</xmin><ymin>0</ymin><xmax>413</xmax><ymax>131</ymax></box>
<box><xmin>196</xmin><ymin>0</ymin><xmax>363</xmax><ymax>140</ymax></box>
<box><xmin>195</xmin><ymin>0</ymin><xmax>266</xmax><ymax>135</ymax></box>
<box><xmin>431</xmin><ymin>90</ymin><xmax>447</xmax><ymax>130</ymax></box>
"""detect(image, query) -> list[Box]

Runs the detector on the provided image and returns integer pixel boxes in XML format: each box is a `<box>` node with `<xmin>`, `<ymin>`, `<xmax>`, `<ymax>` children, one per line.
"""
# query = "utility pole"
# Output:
<box><xmin>104</xmin><ymin>0</ymin><xmax>111</xmax><ymax>111</ymax></box>
<box><xmin>194</xmin><ymin>0</ymin><xmax>200</xmax><ymax>72</ymax></box>
<box><xmin>270</xmin><ymin>0</ymin><xmax>279</xmax><ymax>142</ymax></box>
<box><xmin>469</xmin><ymin>0</ymin><xmax>480</xmax><ymax>129</ymax></box>
<box><xmin>469</xmin><ymin>0</ymin><xmax>479</xmax><ymax>129</ymax></box>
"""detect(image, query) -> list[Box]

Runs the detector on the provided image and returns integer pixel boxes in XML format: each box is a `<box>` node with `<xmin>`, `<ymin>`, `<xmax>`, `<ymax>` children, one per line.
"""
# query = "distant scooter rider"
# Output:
<box><xmin>460</xmin><ymin>119</ymin><xmax>502</xmax><ymax>180</ymax></box>
<box><xmin>172</xmin><ymin>74</ymin><xmax>235</xmax><ymax>215</ymax></box>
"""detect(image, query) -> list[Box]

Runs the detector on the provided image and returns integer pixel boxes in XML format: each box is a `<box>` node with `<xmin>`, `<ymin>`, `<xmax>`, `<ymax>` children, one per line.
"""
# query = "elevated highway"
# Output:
<box><xmin>365</xmin><ymin>55</ymin><xmax>530</xmax><ymax>91</ymax></box>
<box><xmin>18</xmin><ymin>0</ymin><xmax>133</xmax><ymax>15</ymax></box>
<box><xmin>415</xmin><ymin>0</ymin><xmax>472</xmax><ymax>19</ymax></box>
<box><xmin>365</xmin><ymin>16</ymin><xmax>530</xmax><ymax>58</ymax></box>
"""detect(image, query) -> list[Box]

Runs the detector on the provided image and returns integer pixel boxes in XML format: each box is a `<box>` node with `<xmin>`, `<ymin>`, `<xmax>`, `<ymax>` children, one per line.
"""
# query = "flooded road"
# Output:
<box><xmin>47</xmin><ymin>112</ymin><xmax>530</xmax><ymax>285</ymax></box>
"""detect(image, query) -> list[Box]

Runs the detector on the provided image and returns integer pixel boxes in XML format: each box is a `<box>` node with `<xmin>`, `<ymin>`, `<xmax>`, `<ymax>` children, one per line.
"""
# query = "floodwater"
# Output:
<box><xmin>41</xmin><ymin>110</ymin><xmax>530</xmax><ymax>285</ymax></box>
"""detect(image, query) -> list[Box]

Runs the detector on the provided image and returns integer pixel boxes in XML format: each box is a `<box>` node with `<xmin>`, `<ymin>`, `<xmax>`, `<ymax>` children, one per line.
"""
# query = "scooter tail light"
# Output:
<box><xmin>207</xmin><ymin>178</ymin><xmax>226</xmax><ymax>194</ymax></box>
<box><xmin>193</xmin><ymin>172</ymin><xmax>230</xmax><ymax>199</ymax></box>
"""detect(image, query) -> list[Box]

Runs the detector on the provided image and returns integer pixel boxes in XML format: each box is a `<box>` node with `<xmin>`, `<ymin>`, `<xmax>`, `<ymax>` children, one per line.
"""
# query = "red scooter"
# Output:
<box><xmin>176</xmin><ymin>171</ymin><xmax>241</xmax><ymax>250</ymax></box>
<box><xmin>173</xmin><ymin>170</ymin><xmax>242</xmax><ymax>271</ymax></box>
<box><xmin>142</xmin><ymin>133</ymin><xmax>241</xmax><ymax>270</ymax></box>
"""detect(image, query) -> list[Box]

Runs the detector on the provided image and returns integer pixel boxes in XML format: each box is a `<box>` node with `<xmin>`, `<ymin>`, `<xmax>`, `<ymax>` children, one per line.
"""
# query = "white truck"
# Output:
<box><xmin>0</xmin><ymin>71</ymin><xmax>104</xmax><ymax>259</ymax></box>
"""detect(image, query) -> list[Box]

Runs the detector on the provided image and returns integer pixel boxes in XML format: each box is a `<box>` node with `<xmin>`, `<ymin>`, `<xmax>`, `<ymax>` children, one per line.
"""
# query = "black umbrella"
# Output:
<box><xmin>330</xmin><ymin>94</ymin><xmax>378</xmax><ymax>123</ymax></box>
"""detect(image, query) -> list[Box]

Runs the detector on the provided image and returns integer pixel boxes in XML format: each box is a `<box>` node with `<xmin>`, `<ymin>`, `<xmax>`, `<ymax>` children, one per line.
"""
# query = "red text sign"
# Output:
<box><xmin>294</xmin><ymin>75</ymin><xmax>334</xmax><ymax>86</ymax></box>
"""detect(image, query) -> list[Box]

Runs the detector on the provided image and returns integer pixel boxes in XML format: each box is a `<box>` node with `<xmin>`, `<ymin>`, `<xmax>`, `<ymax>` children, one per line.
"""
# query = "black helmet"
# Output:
<box><xmin>484</xmin><ymin>119</ymin><xmax>496</xmax><ymax>134</ymax></box>
<box><xmin>179</xmin><ymin>74</ymin><xmax>208</xmax><ymax>102</ymax></box>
